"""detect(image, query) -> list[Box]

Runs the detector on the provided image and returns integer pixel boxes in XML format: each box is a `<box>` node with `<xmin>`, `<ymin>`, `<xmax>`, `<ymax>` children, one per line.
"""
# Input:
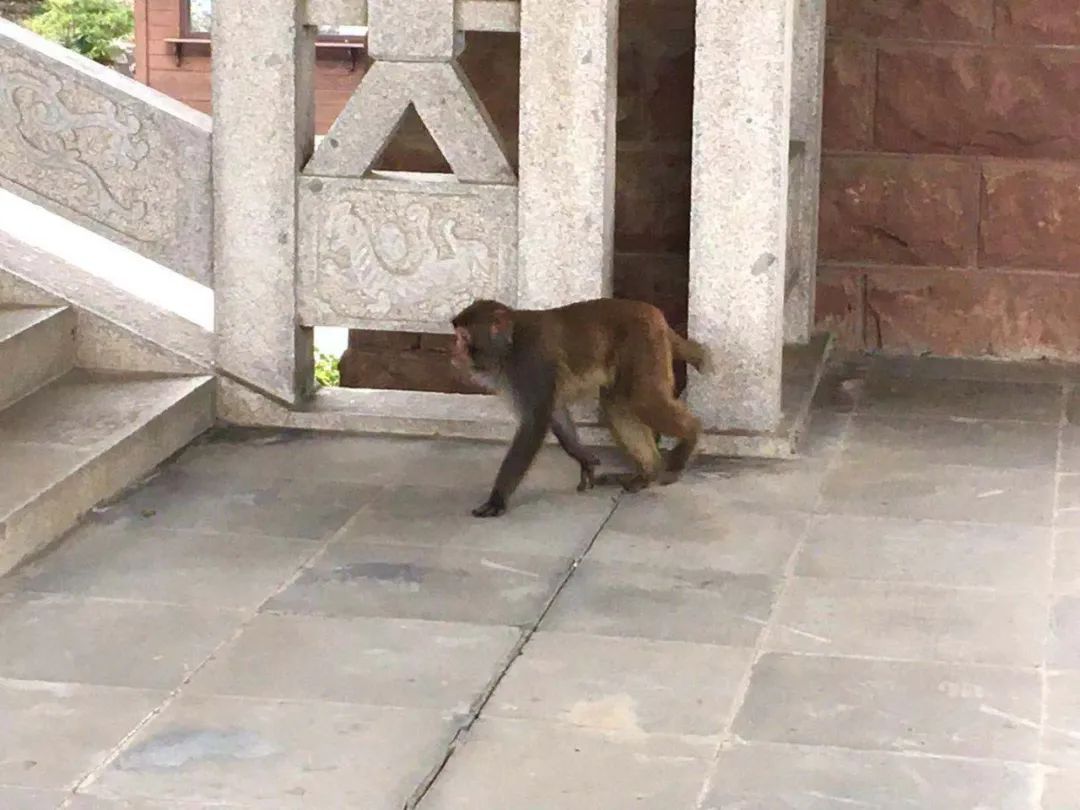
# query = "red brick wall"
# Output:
<box><xmin>818</xmin><ymin>0</ymin><xmax>1080</xmax><ymax>360</ymax></box>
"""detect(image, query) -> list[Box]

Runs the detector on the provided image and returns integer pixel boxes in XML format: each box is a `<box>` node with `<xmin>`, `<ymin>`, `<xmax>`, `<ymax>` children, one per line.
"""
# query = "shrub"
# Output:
<box><xmin>315</xmin><ymin>351</ymin><xmax>341</xmax><ymax>388</ymax></box>
<box><xmin>25</xmin><ymin>0</ymin><xmax>134</xmax><ymax>64</ymax></box>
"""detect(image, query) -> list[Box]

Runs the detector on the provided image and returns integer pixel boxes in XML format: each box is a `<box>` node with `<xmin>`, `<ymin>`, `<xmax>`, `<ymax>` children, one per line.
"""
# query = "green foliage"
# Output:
<box><xmin>25</xmin><ymin>0</ymin><xmax>134</xmax><ymax>64</ymax></box>
<box><xmin>315</xmin><ymin>351</ymin><xmax>341</xmax><ymax>388</ymax></box>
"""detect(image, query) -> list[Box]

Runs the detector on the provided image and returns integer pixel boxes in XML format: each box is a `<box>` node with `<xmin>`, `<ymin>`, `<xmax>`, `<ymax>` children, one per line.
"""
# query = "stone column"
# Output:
<box><xmin>687</xmin><ymin>0</ymin><xmax>795</xmax><ymax>432</ymax></box>
<box><xmin>212</xmin><ymin>0</ymin><xmax>315</xmax><ymax>403</ymax></box>
<box><xmin>784</xmin><ymin>0</ymin><xmax>827</xmax><ymax>343</ymax></box>
<box><xmin>517</xmin><ymin>0</ymin><xmax>618</xmax><ymax>308</ymax></box>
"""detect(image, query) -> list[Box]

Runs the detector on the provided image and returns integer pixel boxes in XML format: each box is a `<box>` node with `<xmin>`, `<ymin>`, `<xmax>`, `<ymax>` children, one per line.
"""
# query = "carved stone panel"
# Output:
<box><xmin>297</xmin><ymin>176</ymin><xmax>518</xmax><ymax>332</ymax></box>
<box><xmin>0</xmin><ymin>20</ymin><xmax>213</xmax><ymax>286</ymax></box>
<box><xmin>305</xmin><ymin>61</ymin><xmax>513</xmax><ymax>184</ymax></box>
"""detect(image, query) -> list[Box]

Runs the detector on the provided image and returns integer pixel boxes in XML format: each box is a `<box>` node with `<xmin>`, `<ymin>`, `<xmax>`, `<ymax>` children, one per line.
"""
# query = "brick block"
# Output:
<box><xmin>981</xmin><ymin>161</ymin><xmax>1080</xmax><ymax>270</ymax></box>
<box><xmin>615</xmin><ymin>146</ymin><xmax>692</xmax><ymax>253</ymax></box>
<box><xmin>826</xmin><ymin>0</ymin><xmax>993</xmax><ymax>41</ymax></box>
<box><xmin>995</xmin><ymin>0</ymin><xmax>1080</xmax><ymax>47</ymax></box>
<box><xmin>876</xmin><ymin>46</ymin><xmax>1080</xmax><ymax>160</ymax></box>
<box><xmin>865</xmin><ymin>267</ymin><xmax>1080</xmax><ymax>359</ymax></box>
<box><xmin>818</xmin><ymin>156</ymin><xmax>980</xmax><ymax>267</ymax></box>
<box><xmin>815</xmin><ymin>267</ymin><xmax>865</xmax><ymax>350</ymax></box>
<box><xmin>338</xmin><ymin>347</ymin><xmax>485</xmax><ymax>393</ymax></box>
<box><xmin>822</xmin><ymin>40</ymin><xmax>875</xmax><ymax>151</ymax></box>
<box><xmin>613</xmin><ymin>252</ymin><xmax>689</xmax><ymax>331</ymax></box>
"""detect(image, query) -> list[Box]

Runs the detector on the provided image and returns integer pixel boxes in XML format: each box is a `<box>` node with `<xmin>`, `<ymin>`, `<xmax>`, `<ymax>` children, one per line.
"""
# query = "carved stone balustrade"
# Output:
<box><xmin>0</xmin><ymin>19</ymin><xmax>213</xmax><ymax>286</ymax></box>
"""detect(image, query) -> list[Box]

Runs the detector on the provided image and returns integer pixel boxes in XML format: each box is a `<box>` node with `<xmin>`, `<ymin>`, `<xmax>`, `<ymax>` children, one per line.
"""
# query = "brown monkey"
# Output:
<box><xmin>450</xmin><ymin>298</ymin><xmax>710</xmax><ymax>517</ymax></box>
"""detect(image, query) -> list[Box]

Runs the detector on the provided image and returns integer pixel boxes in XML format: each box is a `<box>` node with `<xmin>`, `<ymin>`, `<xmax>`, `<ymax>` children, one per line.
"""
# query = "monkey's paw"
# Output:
<box><xmin>472</xmin><ymin>497</ymin><xmax>506</xmax><ymax>518</ymax></box>
<box><xmin>576</xmin><ymin>464</ymin><xmax>596</xmax><ymax>492</ymax></box>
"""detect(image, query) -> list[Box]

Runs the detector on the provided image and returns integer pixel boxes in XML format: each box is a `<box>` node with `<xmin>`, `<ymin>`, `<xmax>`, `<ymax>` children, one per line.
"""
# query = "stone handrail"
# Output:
<box><xmin>0</xmin><ymin>18</ymin><xmax>213</xmax><ymax>286</ymax></box>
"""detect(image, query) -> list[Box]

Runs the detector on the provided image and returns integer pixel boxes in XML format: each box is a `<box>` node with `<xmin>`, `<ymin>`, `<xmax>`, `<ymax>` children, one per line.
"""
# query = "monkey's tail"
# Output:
<box><xmin>669</xmin><ymin>329</ymin><xmax>712</xmax><ymax>374</ymax></box>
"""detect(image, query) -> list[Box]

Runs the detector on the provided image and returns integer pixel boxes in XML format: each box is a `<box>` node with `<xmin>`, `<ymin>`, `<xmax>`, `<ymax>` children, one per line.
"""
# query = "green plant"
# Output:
<box><xmin>315</xmin><ymin>351</ymin><xmax>341</xmax><ymax>388</ymax></box>
<box><xmin>25</xmin><ymin>0</ymin><xmax>134</xmax><ymax>64</ymax></box>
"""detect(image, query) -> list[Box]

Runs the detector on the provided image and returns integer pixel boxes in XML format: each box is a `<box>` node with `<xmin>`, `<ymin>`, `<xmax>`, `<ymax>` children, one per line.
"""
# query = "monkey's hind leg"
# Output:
<box><xmin>636</xmin><ymin>396</ymin><xmax>701</xmax><ymax>485</ymax></box>
<box><xmin>596</xmin><ymin>399</ymin><xmax>663</xmax><ymax>493</ymax></box>
<box><xmin>550</xmin><ymin>407</ymin><xmax>599</xmax><ymax>492</ymax></box>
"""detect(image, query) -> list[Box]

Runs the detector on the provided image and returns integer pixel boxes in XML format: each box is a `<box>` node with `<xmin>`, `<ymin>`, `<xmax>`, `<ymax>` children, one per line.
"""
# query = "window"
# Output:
<box><xmin>184</xmin><ymin>0</ymin><xmax>211</xmax><ymax>36</ymax></box>
<box><xmin>182</xmin><ymin>0</ymin><xmax>367</xmax><ymax>41</ymax></box>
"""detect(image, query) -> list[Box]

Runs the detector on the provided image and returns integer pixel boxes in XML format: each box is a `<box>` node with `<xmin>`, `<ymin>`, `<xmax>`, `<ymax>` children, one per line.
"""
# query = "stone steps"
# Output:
<box><xmin>0</xmin><ymin>303</ymin><xmax>214</xmax><ymax>576</ymax></box>
<box><xmin>0</xmin><ymin>306</ymin><xmax>75</xmax><ymax>409</ymax></box>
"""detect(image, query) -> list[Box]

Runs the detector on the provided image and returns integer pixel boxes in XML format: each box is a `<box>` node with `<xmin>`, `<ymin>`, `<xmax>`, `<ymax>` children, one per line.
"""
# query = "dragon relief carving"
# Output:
<box><xmin>0</xmin><ymin>54</ymin><xmax>167</xmax><ymax>241</ymax></box>
<box><xmin>317</xmin><ymin>195</ymin><xmax>501</xmax><ymax>324</ymax></box>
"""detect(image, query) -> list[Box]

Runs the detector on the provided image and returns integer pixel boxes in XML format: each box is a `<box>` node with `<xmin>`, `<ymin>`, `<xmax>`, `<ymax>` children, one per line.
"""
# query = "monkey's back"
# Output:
<box><xmin>519</xmin><ymin>299</ymin><xmax>676</xmax><ymax>404</ymax></box>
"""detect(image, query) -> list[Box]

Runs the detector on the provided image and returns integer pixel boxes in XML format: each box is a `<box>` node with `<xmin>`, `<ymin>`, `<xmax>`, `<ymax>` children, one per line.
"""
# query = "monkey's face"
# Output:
<box><xmin>451</xmin><ymin>327</ymin><xmax>473</xmax><ymax>371</ymax></box>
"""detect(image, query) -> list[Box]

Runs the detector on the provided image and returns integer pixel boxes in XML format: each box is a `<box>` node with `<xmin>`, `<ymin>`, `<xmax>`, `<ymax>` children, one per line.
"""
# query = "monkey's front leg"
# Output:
<box><xmin>550</xmin><ymin>407</ymin><xmax>599</xmax><ymax>492</ymax></box>
<box><xmin>474</xmin><ymin>415</ymin><xmax>550</xmax><ymax>517</ymax></box>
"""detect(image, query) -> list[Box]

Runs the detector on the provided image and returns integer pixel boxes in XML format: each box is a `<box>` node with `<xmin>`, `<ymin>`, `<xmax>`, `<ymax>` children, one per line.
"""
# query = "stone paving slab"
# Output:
<box><xmin>820</xmin><ymin>459</ymin><xmax>1056</xmax><ymax>525</ymax></box>
<box><xmin>1049</xmin><ymin>596</ymin><xmax>1080</xmax><ymax>671</ymax></box>
<box><xmin>66</xmin><ymin>798</ymin><xmax>214</xmax><ymax>809</ymax></box>
<box><xmin>1043</xmin><ymin>771</ymin><xmax>1080</xmax><ymax>810</ymax></box>
<box><xmin>701</xmin><ymin>742</ymin><xmax>1037</xmax><ymax>810</ymax></box>
<box><xmin>485</xmin><ymin>631</ymin><xmax>752</xmax><ymax>737</ymax></box>
<box><xmin>185</xmin><ymin>613</ymin><xmax>519</xmax><ymax>713</ymax></box>
<box><xmin>266</xmin><ymin>542</ymin><xmax>569</xmax><ymax>626</ymax></box>
<box><xmin>1055</xmin><ymin>529</ymin><xmax>1080</xmax><ymax>594</ymax></box>
<box><xmin>176</xmin><ymin>430</ymin><xmax>596</xmax><ymax>493</ymax></box>
<box><xmin>734</xmin><ymin>653</ymin><xmax>1041</xmax><ymax>761</ymax></box>
<box><xmin>336</xmin><ymin>484</ymin><xmax>616</xmax><ymax>558</ymax></box>
<box><xmin>1064</xmin><ymin>427</ymin><xmax>1080</xmax><ymax>473</ymax></box>
<box><xmin>0</xmin><ymin>593</ymin><xmax>243</xmax><ymax>689</ymax></box>
<box><xmin>94</xmin><ymin>468</ymin><xmax>376</xmax><ymax>541</ymax></box>
<box><xmin>0</xmin><ymin>787</ymin><xmax>67</xmax><ymax>810</ymax></box>
<box><xmin>797</xmin><ymin>514</ymin><xmax>1053</xmax><ymax>591</ymax></box>
<box><xmin>417</xmin><ymin>718</ymin><xmax>715</xmax><ymax>810</ymax></box>
<box><xmin>1043</xmin><ymin>671</ymin><xmax>1080</xmax><ymax>771</ymax></box>
<box><xmin>767</xmin><ymin>577</ymin><xmax>1048</xmax><ymax>667</ymax></box>
<box><xmin>7</xmin><ymin>525</ymin><xmax>315</xmax><ymax>609</ymax></box>
<box><xmin>594</xmin><ymin>496</ymin><xmax>809</xmax><ymax>576</ymax></box>
<box><xmin>846</xmin><ymin>414</ymin><xmax>1060</xmax><ymax>469</ymax></box>
<box><xmin>859</xmin><ymin>375</ymin><xmax>1064</xmax><ymax>423</ymax></box>
<box><xmin>682</xmin><ymin>459</ymin><xmax>828</xmax><ymax>512</ymax></box>
<box><xmin>1060</xmin><ymin>474</ymin><xmax>1080</xmax><ymax>528</ymax></box>
<box><xmin>84</xmin><ymin>696</ymin><xmax>455</xmax><ymax>809</ymax></box>
<box><xmin>540</xmin><ymin>560</ymin><xmax>776</xmax><ymax>646</ymax></box>
<box><xmin>0</xmin><ymin>678</ymin><xmax>162</xmax><ymax>790</ymax></box>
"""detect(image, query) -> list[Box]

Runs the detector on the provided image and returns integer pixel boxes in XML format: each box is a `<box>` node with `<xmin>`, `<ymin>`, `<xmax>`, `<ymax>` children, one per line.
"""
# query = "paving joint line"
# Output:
<box><xmin>694</xmin><ymin>408</ymin><xmax>856</xmax><ymax>808</ymax></box>
<box><xmin>403</xmin><ymin>492</ymin><xmax>623</xmax><ymax>810</ymax></box>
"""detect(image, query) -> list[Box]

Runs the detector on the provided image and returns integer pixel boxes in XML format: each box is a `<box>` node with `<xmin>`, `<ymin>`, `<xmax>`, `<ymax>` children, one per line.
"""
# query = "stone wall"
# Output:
<box><xmin>817</xmin><ymin>0</ymin><xmax>1080</xmax><ymax>360</ymax></box>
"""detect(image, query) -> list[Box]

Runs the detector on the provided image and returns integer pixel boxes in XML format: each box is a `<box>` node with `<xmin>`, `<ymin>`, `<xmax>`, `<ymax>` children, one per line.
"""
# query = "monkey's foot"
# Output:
<box><xmin>576</xmin><ymin>463</ymin><xmax>596</xmax><ymax>492</ymax></box>
<box><xmin>472</xmin><ymin>493</ymin><xmax>506</xmax><ymax>518</ymax></box>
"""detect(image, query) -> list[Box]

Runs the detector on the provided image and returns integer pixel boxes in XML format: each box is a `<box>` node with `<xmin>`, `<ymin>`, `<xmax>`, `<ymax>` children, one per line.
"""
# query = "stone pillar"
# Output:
<box><xmin>517</xmin><ymin>0</ymin><xmax>618</xmax><ymax>308</ymax></box>
<box><xmin>784</xmin><ymin>0</ymin><xmax>827</xmax><ymax>343</ymax></box>
<box><xmin>212</xmin><ymin>0</ymin><xmax>315</xmax><ymax>403</ymax></box>
<box><xmin>687</xmin><ymin>0</ymin><xmax>795</xmax><ymax>432</ymax></box>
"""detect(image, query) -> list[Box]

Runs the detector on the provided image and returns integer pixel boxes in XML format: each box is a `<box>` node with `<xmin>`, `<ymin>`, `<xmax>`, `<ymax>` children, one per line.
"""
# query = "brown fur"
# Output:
<box><xmin>451</xmin><ymin>298</ymin><xmax>709</xmax><ymax>516</ymax></box>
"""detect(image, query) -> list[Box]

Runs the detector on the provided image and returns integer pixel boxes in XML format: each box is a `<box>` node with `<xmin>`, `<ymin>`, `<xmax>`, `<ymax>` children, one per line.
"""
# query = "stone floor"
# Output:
<box><xmin>1</xmin><ymin>355</ymin><xmax>1078</xmax><ymax>809</ymax></box>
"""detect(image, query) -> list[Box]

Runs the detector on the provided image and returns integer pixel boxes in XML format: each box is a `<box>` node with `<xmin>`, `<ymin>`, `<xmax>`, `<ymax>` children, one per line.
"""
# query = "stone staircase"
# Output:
<box><xmin>0</xmin><ymin>304</ymin><xmax>213</xmax><ymax>575</ymax></box>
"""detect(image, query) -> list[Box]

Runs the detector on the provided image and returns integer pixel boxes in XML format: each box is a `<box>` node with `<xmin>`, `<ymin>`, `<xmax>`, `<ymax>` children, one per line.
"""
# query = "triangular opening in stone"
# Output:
<box><xmin>370</xmin><ymin>103</ymin><xmax>453</xmax><ymax>175</ymax></box>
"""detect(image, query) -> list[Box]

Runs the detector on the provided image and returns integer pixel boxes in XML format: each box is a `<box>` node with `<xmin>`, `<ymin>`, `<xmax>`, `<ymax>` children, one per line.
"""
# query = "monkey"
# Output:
<box><xmin>450</xmin><ymin>298</ymin><xmax>710</xmax><ymax>517</ymax></box>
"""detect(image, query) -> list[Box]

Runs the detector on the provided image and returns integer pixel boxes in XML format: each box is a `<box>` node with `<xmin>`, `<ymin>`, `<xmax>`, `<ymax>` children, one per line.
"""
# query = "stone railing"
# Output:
<box><xmin>0</xmin><ymin>19</ymin><xmax>213</xmax><ymax>286</ymax></box>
